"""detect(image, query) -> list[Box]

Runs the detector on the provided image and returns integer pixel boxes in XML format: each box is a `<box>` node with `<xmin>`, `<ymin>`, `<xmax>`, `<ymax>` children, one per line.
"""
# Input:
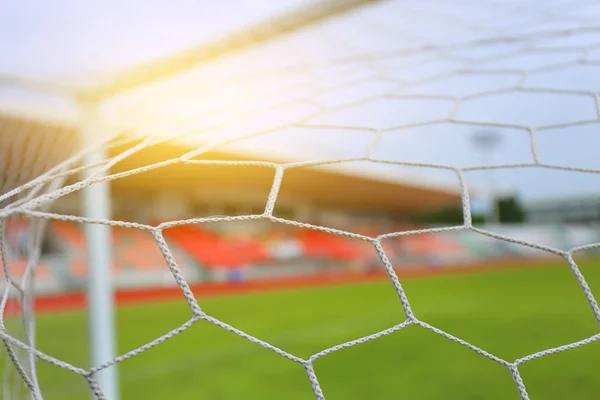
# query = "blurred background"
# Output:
<box><xmin>1</xmin><ymin>0</ymin><xmax>600</xmax><ymax>399</ymax></box>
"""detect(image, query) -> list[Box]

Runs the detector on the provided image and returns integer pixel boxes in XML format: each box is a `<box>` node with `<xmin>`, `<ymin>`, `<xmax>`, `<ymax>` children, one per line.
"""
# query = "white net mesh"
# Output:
<box><xmin>2</xmin><ymin>0</ymin><xmax>600</xmax><ymax>399</ymax></box>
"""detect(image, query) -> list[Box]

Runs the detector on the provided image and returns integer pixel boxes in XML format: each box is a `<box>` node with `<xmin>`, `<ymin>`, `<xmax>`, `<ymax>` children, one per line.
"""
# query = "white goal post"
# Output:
<box><xmin>79</xmin><ymin>102</ymin><xmax>119</xmax><ymax>400</ymax></box>
<box><xmin>2</xmin><ymin>0</ymin><xmax>600</xmax><ymax>399</ymax></box>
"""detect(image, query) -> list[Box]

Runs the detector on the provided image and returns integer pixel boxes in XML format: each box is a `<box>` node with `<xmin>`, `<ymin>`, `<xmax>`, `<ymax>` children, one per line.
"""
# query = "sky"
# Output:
<box><xmin>1</xmin><ymin>0</ymin><xmax>600</xmax><ymax>208</ymax></box>
<box><xmin>0</xmin><ymin>0</ymin><xmax>309</xmax><ymax>82</ymax></box>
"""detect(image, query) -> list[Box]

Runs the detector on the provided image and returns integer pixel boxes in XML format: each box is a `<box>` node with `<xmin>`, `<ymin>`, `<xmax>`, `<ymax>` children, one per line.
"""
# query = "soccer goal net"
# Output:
<box><xmin>2</xmin><ymin>0</ymin><xmax>600</xmax><ymax>399</ymax></box>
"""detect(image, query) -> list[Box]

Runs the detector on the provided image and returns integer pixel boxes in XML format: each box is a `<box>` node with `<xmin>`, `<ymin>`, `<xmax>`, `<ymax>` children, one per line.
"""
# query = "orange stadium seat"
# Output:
<box><xmin>128</xmin><ymin>229</ymin><xmax>168</xmax><ymax>268</ymax></box>
<box><xmin>297</xmin><ymin>229</ymin><xmax>364</xmax><ymax>262</ymax></box>
<box><xmin>69</xmin><ymin>258</ymin><xmax>87</xmax><ymax>278</ymax></box>
<box><xmin>4</xmin><ymin>258</ymin><xmax>52</xmax><ymax>281</ymax></box>
<box><xmin>112</xmin><ymin>227</ymin><xmax>170</xmax><ymax>270</ymax></box>
<box><xmin>165</xmin><ymin>226</ymin><xmax>269</xmax><ymax>269</ymax></box>
<box><xmin>400</xmin><ymin>234</ymin><xmax>464</xmax><ymax>258</ymax></box>
<box><xmin>51</xmin><ymin>221</ymin><xmax>85</xmax><ymax>248</ymax></box>
<box><xmin>69</xmin><ymin>256</ymin><xmax>120</xmax><ymax>278</ymax></box>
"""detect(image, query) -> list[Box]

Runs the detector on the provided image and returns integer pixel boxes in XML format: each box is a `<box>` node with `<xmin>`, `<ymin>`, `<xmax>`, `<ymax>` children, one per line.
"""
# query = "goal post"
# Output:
<box><xmin>0</xmin><ymin>102</ymin><xmax>119</xmax><ymax>399</ymax></box>
<box><xmin>79</xmin><ymin>101</ymin><xmax>118</xmax><ymax>400</ymax></box>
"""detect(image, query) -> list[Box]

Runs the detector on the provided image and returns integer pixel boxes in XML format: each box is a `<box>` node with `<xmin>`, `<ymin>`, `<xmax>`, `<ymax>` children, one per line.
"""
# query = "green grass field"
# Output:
<box><xmin>5</xmin><ymin>257</ymin><xmax>600</xmax><ymax>399</ymax></box>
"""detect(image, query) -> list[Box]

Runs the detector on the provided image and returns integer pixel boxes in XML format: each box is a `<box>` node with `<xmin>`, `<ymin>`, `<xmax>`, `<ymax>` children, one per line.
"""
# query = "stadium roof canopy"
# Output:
<box><xmin>3</xmin><ymin>0</ymin><xmax>596</xmax><ymax>215</ymax></box>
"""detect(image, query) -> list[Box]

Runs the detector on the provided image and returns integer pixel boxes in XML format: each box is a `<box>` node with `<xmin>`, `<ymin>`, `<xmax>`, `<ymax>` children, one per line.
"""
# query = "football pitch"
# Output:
<box><xmin>8</xmin><ymin>258</ymin><xmax>600</xmax><ymax>399</ymax></box>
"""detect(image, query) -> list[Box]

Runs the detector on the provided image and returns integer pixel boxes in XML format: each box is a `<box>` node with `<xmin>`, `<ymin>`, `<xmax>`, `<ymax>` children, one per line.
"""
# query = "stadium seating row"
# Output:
<box><xmin>5</xmin><ymin>217</ymin><xmax>598</xmax><ymax>291</ymax></box>
<box><xmin>2</xmin><ymin>219</ymin><xmax>481</xmax><ymax>274</ymax></box>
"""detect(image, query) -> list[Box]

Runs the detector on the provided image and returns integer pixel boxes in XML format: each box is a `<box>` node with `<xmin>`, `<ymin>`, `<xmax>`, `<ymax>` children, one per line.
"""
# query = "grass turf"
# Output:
<box><xmin>4</xmin><ymin>257</ymin><xmax>600</xmax><ymax>399</ymax></box>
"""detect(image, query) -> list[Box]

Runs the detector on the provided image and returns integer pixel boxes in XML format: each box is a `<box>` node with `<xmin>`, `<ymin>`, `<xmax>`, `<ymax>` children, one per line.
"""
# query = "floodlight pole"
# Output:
<box><xmin>472</xmin><ymin>130</ymin><xmax>502</xmax><ymax>224</ymax></box>
<box><xmin>80</xmin><ymin>100</ymin><xmax>119</xmax><ymax>400</ymax></box>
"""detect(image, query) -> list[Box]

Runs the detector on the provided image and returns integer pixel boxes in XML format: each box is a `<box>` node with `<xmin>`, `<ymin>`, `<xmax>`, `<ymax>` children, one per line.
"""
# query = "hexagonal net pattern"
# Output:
<box><xmin>2</xmin><ymin>0</ymin><xmax>600</xmax><ymax>399</ymax></box>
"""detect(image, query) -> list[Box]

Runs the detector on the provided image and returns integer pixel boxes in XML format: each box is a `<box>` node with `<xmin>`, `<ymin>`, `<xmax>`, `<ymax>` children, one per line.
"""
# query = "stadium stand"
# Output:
<box><xmin>51</xmin><ymin>220</ymin><xmax>85</xmax><ymax>248</ymax></box>
<box><xmin>165</xmin><ymin>225</ymin><xmax>241</xmax><ymax>268</ymax></box>
<box><xmin>296</xmin><ymin>228</ymin><xmax>365</xmax><ymax>262</ymax></box>
<box><xmin>4</xmin><ymin>211</ymin><xmax>600</xmax><ymax>296</ymax></box>
<box><xmin>112</xmin><ymin>226</ymin><xmax>165</xmax><ymax>270</ymax></box>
